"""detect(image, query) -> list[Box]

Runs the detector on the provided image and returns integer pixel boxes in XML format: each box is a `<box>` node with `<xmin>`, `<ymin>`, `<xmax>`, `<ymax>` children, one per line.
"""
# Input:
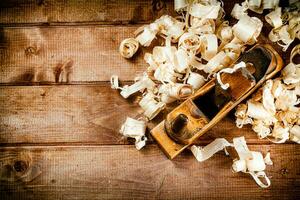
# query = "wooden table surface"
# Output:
<box><xmin>0</xmin><ymin>0</ymin><xmax>299</xmax><ymax>199</ymax></box>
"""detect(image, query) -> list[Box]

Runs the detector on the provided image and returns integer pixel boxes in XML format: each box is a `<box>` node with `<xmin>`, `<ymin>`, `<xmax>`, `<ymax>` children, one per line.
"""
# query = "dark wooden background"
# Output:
<box><xmin>0</xmin><ymin>0</ymin><xmax>299</xmax><ymax>199</ymax></box>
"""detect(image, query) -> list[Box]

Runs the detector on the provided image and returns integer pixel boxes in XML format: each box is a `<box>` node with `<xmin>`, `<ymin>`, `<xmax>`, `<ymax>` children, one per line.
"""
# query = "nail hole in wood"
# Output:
<box><xmin>281</xmin><ymin>168</ymin><xmax>289</xmax><ymax>175</ymax></box>
<box><xmin>25</xmin><ymin>46</ymin><xmax>37</xmax><ymax>56</ymax></box>
<box><xmin>13</xmin><ymin>160</ymin><xmax>28</xmax><ymax>173</ymax></box>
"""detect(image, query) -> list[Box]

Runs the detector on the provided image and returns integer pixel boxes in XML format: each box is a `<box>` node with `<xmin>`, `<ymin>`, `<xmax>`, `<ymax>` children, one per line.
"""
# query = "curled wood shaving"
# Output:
<box><xmin>119</xmin><ymin>38</ymin><xmax>139</xmax><ymax>58</ymax></box>
<box><xmin>232</xmin><ymin>137</ymin><xmax>271</xmax><ymax>188</ymax></box>
<box><xmin>216</xmin><ymin>61</ymin><xmax>249</xmax><ymax>90</ymax></box>
<box><xmin>200</xmin><ymin>34</ymin><xmax>218</xmax><ymax>60</ymax></box>
<box><xmin>139</xmin><ymin>93</ymin><xmax>166</xmax><ymax>120</ymax></box>
<box><xmin>178</xmin><ymin>32</ymin><xmax>202</xmax><ymax>54</ymax></box>
<box><xmin>191</xmin><ymin>137</ymin><xmax>271</xmax><ymax>188</ymax></box>
<box><xmin>282</xmin><ymin>44</ymin><xmax>300</xmax><ymax>84</ymax></box>
<box><xmin>270</xmin><ymin>123</ymin><xmax>290</xmax><ymax>143</ymax></box>
<box><xmin>216</xmin><ymin>21</ymin><xmax>234</xmax><ymax>47</ymax></box>
<box><xmin>246</xmin><ymin>100</ymin><xmax>276</xmax><ymax>122</ymax></box>
<box><xmin>248</xmin><ymin>171</ymin><xmax>271</xmax><ymax>188</ymax></box>
<box><xmin>264</xmin><ymin>152</ymin><xmax>273</xmax><ymax>165</ymax></box>
<box><xmin>110</xmin><ymin>0</ymin><xmax>299</xmax><ymax>189</ymax></box>
<box><xmin>136</xmin><ymin>27</ymin><xmax>157</xmax><ymax>47</ymax></box>
<box><xmin>269</xmin><ymin>25</ymin><xmax>294</xmax><ymax>51</ymax></box>
<box><xmin>174</xmin><ymin>0</ymin><xmax>188</xmax><ymax>12</ymax></box>
<box><xmin>189</xmin><ymin>1</ymin><xmax>221</xmax><ymax>19</ymax></box>
<box><xmin>231</xmin><ymin>2</ymin><xmax>248</xmax><ymax>20</ymax></box>
<box><xmin>265</xmin><ymin>7</ymin><xmax>283</xmax><ymax>29</ymax></box>
<box><xmin>159</xmin><ymin>83</ymin><xmax>193</xmax><ymax>100</ymax></box>
<box><xmin>174</xmin><ymin>48</ymin><xmax>190</xmax><ymax>73</ymax></box>
<box><xmin>191</xmin><ymin>138</ymin><xmax>232</xmax><ymax>162</ymax></box>
<box><xmin>120</xmin><ymin>117</ymin><xmax>147</xmax><ymax>150</ymax></box>
<box><xmin>235</xmin><ymin>44</ymin><xmax>300</xmax><ymax>144</ymax></box>
<box><xmin>262</xmin><ymin>80</ymin><xmax>276</xmax><ymax>114</ymax></box>
<box><xmin>187</xmin><ymin>72</ymin><xmax>205</xmax><ymax>90</ymax></box>
<box><xmin>248</xmin><ymin>0</ymin><xmax>279</xmax><ymax>14</ymax></box>
<box><xmin>110</xmin><ymin>75</ymin><xmax>121</xmax><ymax>90</ymax></box>
<box><xmin>233</xmin><ymin>0</ymin><xmax>299</xmax><ymax>51</ymax></box>
<box><xmin>290</xmin><ymin>125</ymin><xmax>300</xmax><ymax>143</ymax></box>
<box><xmin>120</xmin><ymin>74</ymin><xmax>155</xmax><ymax>98</ymax></box>
<box><xmin>114</xmin><ymin>0</ymin><xmax>262</xmax><ymax>122</ymax></box>
<box><xmin>232</xmin><ymin>15</ymin><xmax>263</xmax><ymax>45</ymax></box>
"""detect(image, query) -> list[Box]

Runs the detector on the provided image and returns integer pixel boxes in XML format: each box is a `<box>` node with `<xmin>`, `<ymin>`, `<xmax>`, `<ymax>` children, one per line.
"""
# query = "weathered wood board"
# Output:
<box><xmin>0</xmin><ymin>0</ymin><xmax>299</xmax><ymax>199</ymax></box>
<box><xmin>0</xmin><ymin>84</ymin><xmax>275</xmax><ymax>145</ymax></box>
<box><xmin>0</xmin><ymin>0</ymin><xmax>176</xmax><ymax>25</ymax></box>
<box><xmin>0</xmin><ymin>27</ymin><xmax>292</xmax><ymax>85</ymax></box>
<box><xmin>0</xmin><ymin>145</ymin><xmax>299</xmax><ymax>200</ymax></box>
<box><xmin>0</xmin><ymin>26</ymin><xmax>147</xmax><ymax>83</ymax></box>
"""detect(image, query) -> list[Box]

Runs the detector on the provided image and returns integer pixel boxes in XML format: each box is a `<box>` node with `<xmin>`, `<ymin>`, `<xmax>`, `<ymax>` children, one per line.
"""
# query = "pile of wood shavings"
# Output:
<box><xmin>111</xmin><ymin>0</ymin><xmax>299</xmax><ymax>188</ymax></box>
<box><xmin>235</xmin><ymin>44</ymin><xmax>300</xmax><ymax>143</ymax></box>
<box><xmin>233</xmin><ymin>0</ymin><xmax>300</xmax><ymax>144</ymax></box>
<box><xmin>112</xmin><ymin>0</ymin><xmax>264</xmax><ymax>143</ymax></box>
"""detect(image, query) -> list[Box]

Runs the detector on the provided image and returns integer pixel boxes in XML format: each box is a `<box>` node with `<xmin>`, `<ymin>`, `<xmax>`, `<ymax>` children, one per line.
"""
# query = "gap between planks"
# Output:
<box><xmin>0</xmin><ymin>81</ymin><xmax>134</xmax><ymax>87</ymax></box>
<box><xmin>0</xmin><ymin>141</ymin><xmax>293</xmax><ymax>148</ymax></box>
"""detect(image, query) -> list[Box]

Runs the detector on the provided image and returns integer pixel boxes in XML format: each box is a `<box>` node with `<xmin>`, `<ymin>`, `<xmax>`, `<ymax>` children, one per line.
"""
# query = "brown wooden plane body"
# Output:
<box><xmin>151</xmin><ymin>44</ymin><xmax>283</xmax><ymax>159</ymax></box>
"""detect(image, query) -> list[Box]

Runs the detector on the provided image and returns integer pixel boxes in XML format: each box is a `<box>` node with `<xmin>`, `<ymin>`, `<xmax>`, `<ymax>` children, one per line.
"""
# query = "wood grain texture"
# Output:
<box><xmin>0</xmin><ymin>0</ymin><xmax>242</xmax><ymax>26</ymax></box>
<box><xmin>0</xmin><ymin>84</ymin><xmax>273</xmax><ymax>145</ymax></box>
<box><xmin>0</xmin><ymin>84</ymin><xmax>139</xmax><ymax>144</ymax></box>
<box><xmin>0</xmin><ymin>2</ymin><xmax>294</xmax><ymax>85</ymax></box>
<box><xmin>0</xmin><ymin>0</ymin><xmax>299</xmax><ymax>199</ymax></box>
<box><xmin>0</xmin><ymin>0</ymin><xmax>176</xmax><ymax>25</ymax></box>
<box><xmin>0</xmin><ymin>25</ymin><xmax>292</xmax><ymax>84</ymax></box>
<box><xmin>0</xmin><ymin>145</ymin><xmax>299</xmax><ymax>200</ymax></box>
<box><xmin>0</xmin><ymin>26</ymin><xmax>151</xmax><ymax>84</ymax></box>
<box><xmin>0</xmin><ymin>0</ymin><xmax>235</xmax><ymax>26</ymax></box>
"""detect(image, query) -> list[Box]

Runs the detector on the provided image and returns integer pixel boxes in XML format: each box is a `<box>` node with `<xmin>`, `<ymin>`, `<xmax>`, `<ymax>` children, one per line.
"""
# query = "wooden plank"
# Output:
<box><xmin>0</xmin><ymin>144</ymin><xmax>299</xmax><ymax>200</ymax></box>
<box><xmin>0</xmin><ymin>26</ymin><xmax>151</xmax><ymax>84</ymax></box>
<box><xmin>0</xmin><ymin>0</ymin><xmax>176</xmax><ymax>25</ymax></box>
<box><xmin>0</xmin><ymin>0</ymin><xmax>240</xmax><ymax>25</ymax></box>
<box><xmin>0</xmin><ymin>84</ymin><xmax>284</xmax><ymax>145</ymax></box>
<box><xmin>0</xmin><ymin>25</ymin><xmax>291</xmax><ymax>84</ymax></box>
<box><xmin>0</xmin><ymin>84</ymin><xmax>139</xmax><ymax>145</ymax></box>
<box><xmin>0</xmin><ymin>2</ymin><xmax>294</xmax><ymax>85</ymax></box>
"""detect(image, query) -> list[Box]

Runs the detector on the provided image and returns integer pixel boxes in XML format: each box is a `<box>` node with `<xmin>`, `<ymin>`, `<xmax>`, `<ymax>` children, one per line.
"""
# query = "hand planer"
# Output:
<box><xmin>151</xmin><ymin>44</ymin><xmax>283</xmax><ymax>159</ymax></box>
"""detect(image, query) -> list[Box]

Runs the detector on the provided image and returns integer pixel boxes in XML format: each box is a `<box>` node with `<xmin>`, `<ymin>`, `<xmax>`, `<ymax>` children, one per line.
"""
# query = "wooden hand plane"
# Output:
<box><xmin>151</xmin><ymin>44</ymin><xmax>283</xmax><ymax>159</ymax></box>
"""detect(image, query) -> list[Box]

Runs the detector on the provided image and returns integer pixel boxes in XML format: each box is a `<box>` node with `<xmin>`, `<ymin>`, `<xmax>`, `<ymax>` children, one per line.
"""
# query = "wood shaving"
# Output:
<box><xmin>265</xmin><ymin>7</ymin><xmax>283</xmax><ymax>29</ymax></box>
<box><xmin>232</xmin><ymin>15</ymin><xmax>263</xmax><ymax>45</ymax></box>
<box><xmin>158</xmin><ymin>83</ymin><xmax>193</xmax><ymax>100</ymax></box>
<box><xmin>264</xmin><ymin>152</ymin><xmax>273</xmax><ymax>165</ymax></box>
<box><xmin>120</xmin><ymin>74</ymin><xmax>155</xmax><ymax>98</ymax></box>
<box><xmin>111</xmin><ymin>0</ymin><xmax>298</xmax><ymax>189</ymax></box>
<box><xmin>232</xmin><ymin>0</ymin><xmax>299</xmax><ymax>51</ymax></box>
<box><xmin>191</xmin><ymin>138</ymin><xmax>232</xmax><ymax>162</ymax></box>
<box><xmin>120</xmin><ymin>117</ymin><xmax>147</xmax><ymax>150</ymax></box>
<box><xmin>174</xmin><ymin>0</ymin><xmax>188</xmax><ymax>12</ymax></box>
<box><xmin>113</xmin><ymin>0</ymin><xmax>263</xmax><ymax>122</ymax></box>
<box><xmin>187</xmin><ymin>72</ymin><xmax>205</xmax><ymax>90</ymax></box>
<box><xmin>235</xmin><ymin>44</ymin><xmax>300</xmax><ymax>144</ymax></box>
<box><xmin>119</xmin><ymin>38</ymin><xmax>139</xmax><ymax>58</ymax></box>
<box><xmin>191</xmin><ymin>137</ymin><xmax>272</xmax><ymax>188</ymax></box>
<box><xmin>216</xmin><ymin>61</ymin><xmax>253</xmax><ymax>90</ymax></box>
<box><xmin>139</xmin><ymin>93</ymin><xmax>166</xmax><ymax>120</ymax></box>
